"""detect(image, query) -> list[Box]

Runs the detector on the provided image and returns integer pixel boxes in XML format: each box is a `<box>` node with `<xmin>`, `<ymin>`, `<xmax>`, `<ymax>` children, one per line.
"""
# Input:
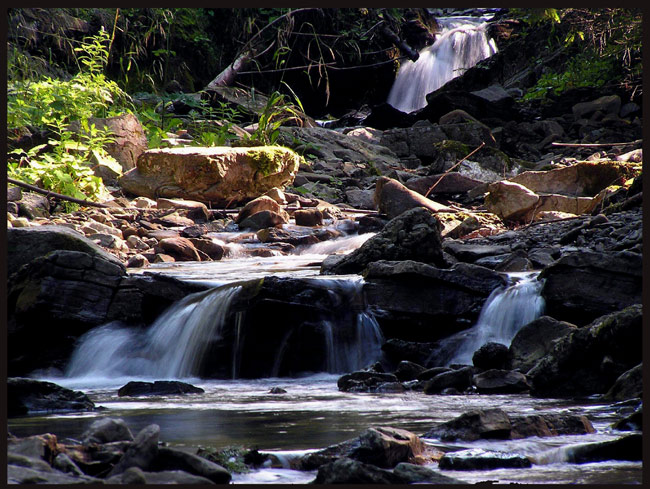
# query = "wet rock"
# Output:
<box><xmin>439</xmin><ymin>448</ymin><xmax>532</xmax><ymax>470</ymax></box>
<box><xmin>381</xmin><ymin>338</ymin><xmax>437</xmax><ymax>366</ymax></box>
<box><xmin>8</xmin><ymin>378</ymin><xmax>95</xmax><ymax>417</ymax></box>
<box><xmin>443</xmin><ymin>242</ymin><xmax>511</xmax><ymax>263</ymax></box>
<box><xmin>337</xmin><ymin>371</ymin><xmax>400</xmax><ymax>393</ymax></box>
<box><xmin>117</xmin><ymin>380</ymin><xmax>204</xmax><ymax>397</ymax></box>
<box><xmin>472</xmin><ymin>369</ymin><xmax>531</xmax><ymax>394</ymax></box>
<box><xmin>188</xmin><ymin>237</ymin><xmax>225</xmax><ymax>260</ymax></box>
<box><xmin>528</xmin><ymin>304</ymin><xmax>642</xmax><ymax>397</ymax></box>
<box><xmin>322</xmin><ymin>207</ymin><xmax>445</xmax><ymax>275</ymax></box>
<box><xmin>393</xmin><ymin>462</ymin><xmax>466</xmax><ymax>483</ymax></box>
<box><xmin>351</xmin><ymin>426</ymin><xmax>425</xmax><ymax>468</ymax></box>
<box><xmin>423</xmin><ymin>408</ymin><xmax>512</xmax><ymax>441</ymax></box>
<box><xmin>152</xmin><ymin>446</ymin><xmax>231</xmax><ymax>484</ymax></box>
<box><xmin>269</xmin><ymin>387</ymin><xmax>287</xmax><ymax>394</ymax></box>
<box><xmin>235</xmin><ymin>195</ymin><xmax>288</xmax><ymax>224</ymax></box>
<box><xmin>156</xmin><ymin>236</ymin><xmax>202</xmax><ymax>261</ymax></box>
<box><xmin>510</xmin><ymin>413</ymin><xmax>595</xmax><ymax>439</ymax></box>
<box><xmin>107</xmin><ymin>424</ymin><xmax>160</xmax><ymax>476</ymax></box>
<box><xmin>373</xmin><ymin>176</ymin><xmax>455</xmax><ymax>218</ymax></box>
<box><xmin>509</xmin><ymin>316</ymin><xmax>577</xmax><ymax>373</ymax></box>
<box><xmin>140</xmin><ymin>470</ymin><xmax>216</xmax><ymax>484</ymax></box>
<box><xmin>603</xmin><ymin>363</ymin><xmax>642</xmax><ymax>402</ymax></box>
<box><xmin>52</xmin><ymin>452</ymin><xmax>85</xmax><ymax>476</ymax></box>
<box><xmin>238</xmin><ymin>210</ymin><xmax>289</xmax><ymax>230</ymax></box>
<box><xmin>565</xmin><ymin>434</ymin><xmax>642</xmax><ymax>463</ymax></box>
<box><xmin>540</xmin><ymin>251</ymin><xmax>641</xmax><ymax>325</ymax></box>
<box><xmin>611</xmin><ymin>404</ymin><xmax>642</xmax><ymax>431</ymax></box>
<box><xmin>345</xmin><ymin>188</ymin><xmax>375</xmax><ymax>210</ymax></box>
<box><xmin>313</xmin><ymin>457</ymin><xmax>405</xmax><ymax>484</ymax></box>
<box><xmin>417</xmin><ymin>366</ymin><xmax>453</xmax><ymax>381</ymax></box>
<box><xmin>423</xmin><ymin>366</ymin><xmax>476</xmax><ymax>395</ymax></box>
<box><xmin>393</xmin><ymin>360</ymin><xmax>427</xmax><ymax>382</ymax></box>
<box><xmin>294</xmin><ymin>208</ymin><xmax>323</xmax><ymax>226</ymax></box>
<box><xmin>472</xmin><ymin>342</ymin><xmax>510</xmax><ymax>370</ymax></box>
<box><xmin>81</xmin><ymin>417</ymin><xmax>134</xmax><ymax>444</ymax></box>
<box><xmin>120</xmin><ymin>146</ymin><xmax>302</xmax><ymax>207</ymax></box>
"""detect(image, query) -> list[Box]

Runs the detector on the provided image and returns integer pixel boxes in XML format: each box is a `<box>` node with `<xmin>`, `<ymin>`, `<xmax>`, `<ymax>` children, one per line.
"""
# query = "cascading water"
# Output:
<box><xmin>428</xmin><ymin>272</ymin><xmax>545</xmax><ymax>366</ymax></box>
<box><xmin>387</xmin><ymin>17</ymin><xmax>498</xmax><ymax>113</ymax></box>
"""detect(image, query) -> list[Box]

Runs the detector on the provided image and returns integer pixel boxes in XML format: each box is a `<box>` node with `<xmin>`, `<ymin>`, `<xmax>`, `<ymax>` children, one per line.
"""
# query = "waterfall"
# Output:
<box><xmin>428</xmin><ymin>272</ymin><xmax>545</xmax><ymax>367</ymax></box>
<box><xmin>387</xmin><ymin>17</ymin><xmax>497</xmax><ymax>113</ymax></box>
<box><xmin>65</xmin><ymin>285</ymin><xmax>242</xmax><ymax>380</ymax></box>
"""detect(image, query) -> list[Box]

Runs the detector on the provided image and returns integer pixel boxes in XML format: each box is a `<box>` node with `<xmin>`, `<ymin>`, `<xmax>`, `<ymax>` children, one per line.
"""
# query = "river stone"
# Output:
<box><xmin>423</xmin><ymin>408</ymin><xmax>512</xmax><ymax>441</ymax></box>
<box><xmin>528</xmin><ymin>304</ymin><xmax>642</xmax><ymax>397</ymax></box>
<box><xmin>603</xmin><ymin>363</ymin><xmax>642</xmax><ymax>402</ymax></box>
<box><xmin>81</xmin><ymin>417</ymin><xmax>134</xmax><ymax>444</ymax></box>
<box><xmin>393</xmin><ymin>360</ymin><xmax>427</xmax><ymax>382</ymax></box>
<box><xmin>381</xmin><ymin>339</ymin><xmax>438</xmax><ymax>366</ymax></box>
<box><xmin>484</xmin><ymin>180</ymin><xmax>540</xmax><ymax>221</ymax></box>
<box><xmin>423</xmin><ymin>366</ymin><xmax>475</xmax><ymax>394</ymax></box>
<box><xmin>17</xmin><ymin>191</ymin><xmax>50</xmax><ymax>219</ymax></box>
<box><xmin>119</xmin><ymin>146</ymin><xmax>302</xmax><ymax>206</ymax></box>
<box><xmin>156</xmin><ymin>237</ymin><xmax>202</xmax><ymax>261</ymax></box>
<box><xmin>238</xmin><ymin>209</ymin><xmax>289</xmax><ymax>230</ymax></box>
<box><xmin>352</xmin><ymin>426</ymin><xmax>425</xmax><ymax>468</ymax></box>
<box><xmin>8</xmin><ymin>378</ymin><xmax>95</xmax><ymax>417</ymax></box>
<box><xmin>294</xmin><ymin>208</ymin><xmax>323</xmax><ymax>226</ymax></box>
<box><xmin>337</xmin><ymin>371</ymin><xmax>400</xmax><ymax>393</ymax></box>
<box><xmin>52</xmin><ymin>452</ymin><xmax>85</xmax><ymax>476</ymax></box>
<box><xmin>7</xmin><ymin>463</ymin><xmax>101</xmax><ymax>484</ymax></box>
<box><xmin>313</xmin><ymin>457</ymin><xmax>405</xmax><ymax>484</ymax></box>
<box><xmin>235</xmin><ymin>195</ymin><xmax>287</xmax><ymax>224</ymax></box>
<box><xmin>510</xmin><ymin>413</ymin><xmax>595</xmax><ymax>439</ymax></box>
<box><xmin>153</xmin><ymin>447</ymin><xmax>231</xmax><ymax>484</ymax></box>
<box><xmin>611</xmin><ymin>404</ymin><xmax>642</xmax><ymax>431</ymax></box>
<box><xmin>540</xmin><ymin>251</ymin><xmax>642</xmax><ymax>326</ymax></box>
<box><xmin>117</xmin><ymin>380</ymin><xmax>204</xmax><ymax>397</ymax></box>
<box><xmin>472</xmin><ymin>369</ymin><xmax>531</xmax><ymax>394</ymax></box>
<box><xmin>393</xmin><ymin>462</ymin><xmax>466</xmax><ymax>484</ymax></box>
<box><xmin>107</xmin><ymin>424</ymin><xmax>160</xmax><ymax>476</ymax></box>
<box><xmin>509</xmin><ymin>316</ymin><xmax>577</xmax><ymax>373</ymax></box>
<box><xmin>565</xmin><ymin>433</ymin><xmax>642</xmax><ymax>463</ymax></box>
<box><xmin>438</xmin><ymin>448</ymin><xmax>532</xmax><ymax>470</ymax></box>
<box><xmin>373</xmin><ymin>176</ymin><xmax>455</xmax><ymax>218</ymax></box>
<box><xmin>472</xmin><ymin>342</ymin><xmax>511</xmax><ymax>370</ymax></box>
<box><xmin>321</xmin><ymin>207</ymin><xmax>445</xmax><ymax>275</ymax></box>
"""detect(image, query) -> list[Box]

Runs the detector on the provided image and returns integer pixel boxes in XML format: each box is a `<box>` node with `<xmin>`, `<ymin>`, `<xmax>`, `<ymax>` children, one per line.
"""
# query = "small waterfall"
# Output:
<box><xmin>65</xmin><ymin>285</ymin><xmax>242</xmax><ymax>380</ymax></box>
<box><xmin>387</xmin><ymin>17</ymin><xmax>497</xmax><ymax>113</ymax></box>
<box><xmin>428</xmin><ymin>272</ymin><xmax>545</xmax><ymax>366</ymax></box>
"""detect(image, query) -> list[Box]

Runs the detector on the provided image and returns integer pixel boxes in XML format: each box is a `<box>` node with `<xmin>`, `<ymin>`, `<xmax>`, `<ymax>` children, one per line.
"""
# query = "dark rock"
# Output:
<box><xmin>603</xmin><ymin>363</ymin><xmax>642</xmax><ymax>402</ymax></box>
<box><xmin>423</xmin><ymin>408</ymin><xmax>512</xmax><ymax>441</ymax></box>
<box><xmin>472</xmin><ymin>369</ymin><xmax>532</xmax><ymax>394</ymax></box>
<box><xmin>107</xmin><ymin>424</ymin><xmax>160</xmax><ymax>476</ymax></box>
<box><xmin>363</xmin><ymin>102</ymin><xmax>417</xmax><ymax>129</ymax></box>
<box><xmin>423</xmin><ymin>366</ymin><xmax>475</xmax><ymax>395</ymax></box>
<box><xmin>357</xmin><ymin>214</ymin><xmax>388</xmax><ymax>233</ymax></box>
<box><xmin>8</xmin><ymin>185</ymin><xmax>22</xmax><ymax>201</ymax></box>
<box><xmin>381</xmin><ymin>339</ymin><xmax>437</xmax><ymax>366</ymax></box>
<box><xmin>509</xmin><ymin>316</ymin><xmax>577</xmax><ymax>373</ymax></box>
<box><xmin>443</xmin><ymin>241</ymin><xmax>512</xmax><ymax>262</ymax></box>
<box><xmin>322</xmin><ymin>207</ymin><xmax>446</xmax><ymax>275</ymax></box>
<box><xmin>104</xmin><ymin>466</ymin><xmax>148</xmax><ymax>484</ymax></box>
<box><xmin>351</xmin><ymin>426</ymin><xmax>425</xmax><ymax>468</ymax></box>
<box><xmin>313</xmin><ymin>457</ymin><xmax>406</xmax><ymax>484</ymax></box>
<box><xmin>405</xmin><ymin>173</ymin><xmax>483</xmax><ymax>196</ymax></box>
<box><xmin>153</xmin><ymin>446</ymin><xmax>231</xmax><ymax>484</ymax></box>
<box><xmin>510</xmin><ymin>413</ymin><xmax>595</xmax><ymax>439</ymax></box>
<box><xmin>52</xmin><ymin>452</ymin><xmax>85</xmax><ymax>476</ymax></box>
<box><xmin>494</xmin><ymin>249</ymin><xmax>533</xmax><ymax>272</ymax></box>
<box><xmin>117</xmin><ymin>380</ymin><xmax>205</xmax><ymax>397</ymax></box>
<box><xmin>611</xmin><ymin>405</ymin><xmax>642</xmax><ymax>431</ymax></box>
<box><xmin>565</xmin><ymin>434</ymin><xmax>642</xmax><ymax>463</ymax></box>
<box><xmin>393</xmin><ymin>360</ymin><xmax>427</xmax><ymax>382</ymax></box>
<box><xmin>337</xmin><ymin>371</ymin><xmax>400</xmax><ymax>393</ymax></box>
<box><xmin>373</xmin><ymin>176</ymin><xmax>455</xmax><ymax>219</ymax></box>
<box><xmin>393</xmin><ymin>462</ymin><xmax>466</xmax><ymax>483</ymax></box>
<box><xmin>472</xmin><ymin>342</ymin><xmax>511</xmax><ymax>370</ymax></box>
<box><xmin>269</xmin><ymin>387</ymin><xmax>287</xmax><ymax>394</ymax></box>
<box><xmin>188</xmin><ymin>237</ymin><xmax>225</xmax><ymax>260</ymax></box>
<box><xmin>81</xmin><ymin>417</ymin><xmax>134</xmax><ymax>444</ymax></box>
<box><xmin>528</xmin><ymin>304</ymin><xmax>642</xmax><ymax>397</ymax></box>
<box><xmin>439</xmin><ymin>448</ymin><xmax>532</xmax><ymax>470</ymax></box>
<box><xmin>540</xmin><ymin>251</ymin><xmax>642</xmax><ymax>325</ymax></box>
<box><xmin>142</xmin><ymin>470</ymin><xmax>216</xmax><ymax>484</ymax></box>
<box><xmin>239</xmin><ymin>209</ymin><xmax>289</xmax><ymax>230</ymax></box>
<box><xmin>8</xmin><ymin>378</ymin><xmax>95</xmax><ymax>417</ymax></box>
<box><xmin>417</xmin><ymin>366</ymin><xmax>453</xmax><ymax>381</ymax></box>
<box><xmin>7</xmin><ymin>462</ymin><xmax>101</xmax><ymax>484</ymax></box>
<box><xmin>18</xmin><ymin>191</ymin><xmax>51</xmax><ymax>219</ymax></box>
<box><xmin>126</xmin><ymin>253</ymin><xmax>150</xmax><ymax>268</ymax></box>
<box><xmin>294</xmin><ymin>208</ymin><xmax>323</xmax><ymax>226</ymax></box>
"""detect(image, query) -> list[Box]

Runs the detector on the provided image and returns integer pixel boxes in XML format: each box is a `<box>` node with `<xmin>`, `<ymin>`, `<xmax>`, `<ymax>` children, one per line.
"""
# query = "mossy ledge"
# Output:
<box><xmin>246</xmin><ymin>146</ymin><xmax>304</xmax><ymax>177</ymax></box>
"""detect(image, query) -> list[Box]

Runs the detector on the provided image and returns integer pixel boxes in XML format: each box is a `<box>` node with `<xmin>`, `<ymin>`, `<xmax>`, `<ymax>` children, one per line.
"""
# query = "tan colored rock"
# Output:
<box><xmin>235</xmin><ymin>195</ymin><xmax>287</xmax><ymax>224</ymax></box>
<box><xmin>81</xmin><ymin>221</ymin><xmax>123</xmax><ymax>239</ymax></box>
<box><xmin>263</xmin><ymin>187</ymin><xmax>288</xmax><ymax>205</ymax></box>
<box><xmin>133</xmin><ymin>197</ymin><xmax>157</xmax><ymax>209</ymax></box>
<box><xmin>156</xmin><ymin>198</ymin><xmax>208</xmax><ymax>212</ymax></box>
<box><xmin>157</xmin><ymin>237</ymin><xmax>201</xmax><ymax>261</ymax></box>
<box><xmin>374</xmin><ymin>177</ymin><xmax>455</xmax><ymax>219</ymax></box>
<box><xmin>120</xmin><ymin>146</ymin><xmax>302</xmax><ymax>206</ymax></box>
<box><xmin>485</xmin><ymin>181</ymin><xmax>540</xmax><ymax>221</ymax></box>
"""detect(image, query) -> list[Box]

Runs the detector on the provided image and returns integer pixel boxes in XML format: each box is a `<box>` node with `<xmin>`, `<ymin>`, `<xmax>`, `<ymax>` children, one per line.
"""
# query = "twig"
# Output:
<box><xmin>425</xmin><ymin>142</ymin><xmax>486</xmax><ymax>198</ymax></box>
<box><xmin>551</xmin><ymin>140</ymin><xmax>641</xmax><ymax>147</ymax></box>
<box><xmin>8</xmin><ymin>177</ymin><xmax>110</xmax><ymax>208</ymax></box>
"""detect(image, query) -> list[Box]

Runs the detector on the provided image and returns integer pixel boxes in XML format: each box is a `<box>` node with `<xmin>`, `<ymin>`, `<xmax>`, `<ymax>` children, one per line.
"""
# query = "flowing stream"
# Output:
<box><xmin>387</xmin><ymin>16</ymin><xmax>498</xmax><ymax>113</ymax></box>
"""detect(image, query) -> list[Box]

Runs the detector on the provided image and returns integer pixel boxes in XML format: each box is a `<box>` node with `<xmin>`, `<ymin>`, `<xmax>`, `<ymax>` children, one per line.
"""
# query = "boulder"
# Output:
<box><xmin>373</xmin><ymin>176</ymin><xmax>455</xmax><ymax>218</ymax></box>
<box><xmin>7</xmin><ymin>463</ymin><xmax>100</xmax><ymax>484</ymax></box>
<box><xmin>438</xmin><ymin>448</ymin><xmax>531</xmax><ymax>470</ymax></box>
<box><xmin>472</xmin><ymin>342</ymin><xmax>510</xmax><ymax>370</ymax></box>
<box><xmin>81</xmin><ymin>417</ymin><xmax>134</xmax><ymax>444</ymax></box>
<box><xmin>510</xmin><ymin>413</ymin><xmax>595</xmax><ymax>439</ymax></box>
<box><xmin>393</xmin><ymin>360</ymin><xmax>427</xmax><ymax>382</ymax></box>
<box><xmin>572</xmin><ymin>95</ymin><xmax>622</xmax><ymax>120</ymax></box>
<box><xmin>540</xmin><ymin>251</ymin><xmax>642</xmax><ymax>325</ymax></box>
<box><xmin>152</xmin><ymin>446</ymin><xmax>231</xmax><ymax>484</ymax></box>
<box><xmin>405</xmin><ymin>172</ymin><xmax>483</xmax><ymax>196</ymax></box>
<box><xmin>117</xmin><ymin>380</ymin><xmax>204</xmax><ymax>397</ymax></box>
<box><xmin>156</xmin><ymin>237</ymin><xmax>202</xmax><ymax>261</ymax></box>
<box><xmin>234</xmin><ymin>195</ymin><xmax>287</xmax><ymax>224</ymax></box>
<box><xmin>472</xmin><ymin>369</ymin><xmax>531</xmax><ymax>394</ymax></box>
<box><xmin>603</xmin><ymin>363</ymin><xmax>642</xmax><ymax>402</ymax></box>
<box><xmin>611</xmin><ymin>404</ymin><xmax>642</xmax><ymax>431</ymax></box>
<box><xmin>393</xmin><ymin>462</ymin><xmax>466</xmax><ymax>484</ymax></box>
<box><xmin>337</xmin><ymin>371</ymin><xmax>400</xmax><ymax>393</ymax></box>
<box><xmin>528</xmin><ymin>304</ymin><xmax>642</xmax><ymax>397</ymax></box>
<box><xmin>423</xmin><ymin>408</ymin><xmax>512</xmax><ymax>441</ymax></box>
<box><xmin>381</xmin><ymin>339</ymin><xmax>438</xmax><ymax>366</ymax></box>
<box><xmin>120</xmin><ymin>146</ymin><xmax>302</xmax><ymax>206</ymax></box>
<box><xmin>509</xmin><ymin>316</ymin><xmax>577</xmax><ymax>373</ymax></box>
<box><xmin>294</xmin><ymin>208</ymin><xmax>323</xmax><ymax>226</ymax></box>
<box><xmin>17</xmin><ymin>191</ymin><xmax>50</xmax><ymax>219</ymax></box>
<box><xmin>484</xmin><ymin>180</ymin><xmax>540</xmax><ymax>221</ymax></box>
<box><xmin>312</xmin><ymin>457</ymin><xmax>405</xmax><ymax>484</ymax></box>
<box><xmin>352</xmin><ymin>426</ymin><xmax>425</xmax><ymax>468</ymax></box>
<box><xmin>565</xmin><ymin>434</ymin><xmax>642</xmax><ymax>463</ymax></box>
<box><xmin>107</xmin><ymin>424</ymin><xmax>160</xmax><ymax>476</ymax></box>
<box><xmin>321</xmin><ymin>207</ymin><xmax>446</xmax><ymax>275</ymax></box>
<box><xmin>238</xmin><ymin>210</ymin><xmax>289</xmax><ymax>230</ymax></box>
<box><xmin>8</xmin><ymin>378</ymin><xmax>95</xmax><ymax>417</ymax></box>
<box><xmin>423</xmin><ymin>366</ymin><xmax>475</xmax><ymax>395</ymax></box>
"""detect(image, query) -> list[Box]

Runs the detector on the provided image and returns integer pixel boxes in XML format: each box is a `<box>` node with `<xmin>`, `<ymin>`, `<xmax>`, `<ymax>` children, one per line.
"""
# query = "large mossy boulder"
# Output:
<box><xmin>527</xmin><ymin>304</ymin><xmax>642</xmax><ymax>397</ymax></box>
<box><xmin>119</xmin><ymin>146</ymin><xmax>302</xmax><ymax>206</ymax></box>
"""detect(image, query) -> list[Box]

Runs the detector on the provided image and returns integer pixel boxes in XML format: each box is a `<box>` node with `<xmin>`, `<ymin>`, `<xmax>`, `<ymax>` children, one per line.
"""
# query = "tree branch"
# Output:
<box><xmin>8</xmin><ymin>177</ymin><xmax>111</xmax><ymax>208</ymax></box>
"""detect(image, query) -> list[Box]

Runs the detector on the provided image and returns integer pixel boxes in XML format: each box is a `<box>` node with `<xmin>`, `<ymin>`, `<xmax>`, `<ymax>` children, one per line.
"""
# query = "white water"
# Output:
<box><xmin>428</xmin><ymin>272</ymin><xmax>545</xmax><ymax>366</ymax></box>
<box><xmin>387</xmin><ymin>17</ymin><xmax>498</xmax><ymax>113</ymax></box>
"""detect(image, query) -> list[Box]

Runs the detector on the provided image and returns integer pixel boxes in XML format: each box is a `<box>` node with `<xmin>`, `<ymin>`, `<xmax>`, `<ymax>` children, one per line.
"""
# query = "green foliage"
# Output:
<box><xmin>197</xmin><ymin>446</ymin><xmax>250</xmax><ymax>474</ymax></box>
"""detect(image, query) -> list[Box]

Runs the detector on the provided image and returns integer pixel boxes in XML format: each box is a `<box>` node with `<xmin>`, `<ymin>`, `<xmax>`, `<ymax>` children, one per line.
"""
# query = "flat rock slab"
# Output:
<box><xmin>117</xmin><ymin>381</ymin><xmax>205</xmax><ymax>397</ymax></box>
<box><xmin>119</xmin><ymin>146</ymin><xmax>302</xmax><ymax>206</ymax></box>
<box><xmin>439</xmin><ymin>448</ymin><xmax>532</xmax><ymax>470</ymax></box>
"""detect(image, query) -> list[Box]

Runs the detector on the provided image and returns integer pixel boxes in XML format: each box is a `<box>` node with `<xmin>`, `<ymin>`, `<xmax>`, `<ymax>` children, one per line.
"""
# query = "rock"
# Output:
<box><xmin>269</xmin><ymin>387</ymin><xmax>287</xmax><ymax>394</ymax></box>
<box><xmin>337</xmin><ymin>371</ymin><xmax>400</xmax><ymax>393</ymax></box>
<box><xmin>17</xmin><ymin>191</ymin><xmax>50</xmax><ymax>219</ymax></box>
<box><xmin>611</xmin><ymin>404</ymin><xmax>642</xmax><ymax>431</ymax></box>
<box><xmin>7</xmin><ymin>433</ymin><xmax>59</xmax><ymax>462</ymax></box>
<box><xmin>107</xmin><ymin>424</ymin><xmax>160</xmax><ymax>476</ymax></box>
<box><xmin>117</xmin><ymin>380</ymin><xmax>205</xmax><ymax>397</ymax></box>
<box><xmin>142</xmin><ymin>470</ymin><xmax>217</xmax><ymax>484</ymax></box>
<box><xmin>471</xmin><ymin>83</ymin><xmax>513</xmax><ymax>105</ymax></box>
<box><xmin>313</xmin><ymin>457</ymin><xmax>405</xmax><ymax>484</ymax></box>
<box><xmin>152</xmin><ymin>446</ymin><xmax>231</xmax><ymax>484</ymax></box>
<box><xmin>509</xmin><ymin>316</ymin><xmax>577</xmax><ymax>373</ymax></box>
<box><xmin>126</xmin><ymin>234</ymin><xmax>149</xmax><ymax>251</ymax></box>
<box><xmin>120</xmin><ymin>146</ymin><xmax>302</xmax><ymax>206</ymax></box>
<box><xmin>393</xmin><ymin>360</ymin><xmax>427</xmax><ymax>382</ymax></box>
<box><xmin>373</xmin><ymin>176</ymin><xmax>455</xmax><ymax>218</ymax></box>
<box><xmin>8</xmin><ymin>378</ymin><xmax>95</xmax><ymax>417</ymax></box>
<box><xmin>8</xmin><ymin>185</ymin><xmax>22</xmax><ymax>201</ymax></box>
<box><xmin>88</xmin><ymin>232</ymin><xmax>129</xmax><ymax>251</ymax></box>
<box><xmin>381</xmin><ymin>339</ymin><xmax>438</xmax><ymax>366</ymax></box>
<box><xmin>439</xmin><ymin>448</ymin><xmax>531</xmax><ymax>470</ymax></box>
<box><xmin>351</xmin><ymin>426</ymin><xmax>425</xmax><ymax>468</ymax></box>
<box><xmin>572</xmin><ymin>95</ymin><xmax>622</xmax><ymax>120</ymax></box>
<box><xmin>405</xmin><ymin>173</ymin><xmax>483</xmax><ymax>196</ymax></box>
<box><xmin>235</xmin><ymin>195</ymin><xmax>287</xmax><ymax>224</ymax></box>
<box><xmin>423</xmin><ymin>366</ymin><xmax>475</xmax><ymax>394</ymax></box>
<box><xmin>540</xmin><ymin>251</ymin><xmax>642</xmax><ymax>325</ymax></box>
<box><xmin>423</xmin><ymin>408</ymin><xmax>512</xmax><ymax>441</ymax></box>
<box><xmin>7</xmin><ymin>463</ymin><xmax>101</xmax><ymax>484</ymax></box>
<box><xmin>263</xmin><ymin>187</ymin><xmax>288</xmax><ymax>204</ymax></box>
<box><xmin>528</xmin><ymin>304</ymin><xmax>642</xmax><ymax>397</ymax></box>
<box><xmin>443</xmin><ymin>242</ymin><xmax>511</xmax><ymax>262</ymax></box>
<box><xmin>156</xmin><ymin>197</ymin><xmax>209</xmax><ymax>212</ymax></box>
<box><xmin>393</xmin><ymin>462</ymin><xmax>466</xmax><ymax>483</ymax></box>
<box><xmin>154</xmin><ymin>253</ymin><xmax>175</xmax><ymax>263</ymax></box>
<box><xmin>188</xmin><ymin>238</ymin><xmax>225</xmax><ymax>260</ymax></box>
<box><xmin>104</xmin><ymin>466</ymin><xmax>148</xmax><ymax>484</ymax></box>
<box><xmin>133</xmin><ymin>196</ymin><xmax>157</xmax><ymax>208</ymax></box>
<box><xmin>345</xmin><ymin>188</ymin><xmax>375</xmax><ymax>210</ymax></box>
<box><xmin>322</xmin><ymin>207</ymin><xmax>445</xmax><ymax>275</ymax></box>
<box><xmin>52</xmin><ymin>452</ymin><xmax>85</xmax><ymax>476</ymax></box>
<box><xmin>603</xmin><ymin>364</ymin><xmax>642</xmax><ymax>402</ymax></box>
<box><xmin>510</xmin><ymin>413</ymin><xmax>595</xmax><ymax>439</ymax></box>
<box><xmin>294</xmin><ymin>208</ymin><xmax>323</xmax><ymax>226</ymax></box>
<box><xmin>472</xmin><ymin>342</ymin><xmax>510</xmax><ymax>370</ymax></box>
<box><xmin>238</xmin><ymin>209</ymin><xmax>289</xmax><ymax>230</ymax></box>
<box><xmin>81</xmin><ymin>417</ymin><xmax>134</xmax><ymax>444</ymax></box>
<box><xmin>565</xmin><ymin>434</ymin><xmax>642</xmax><ymax>463</ymax></box>
<box><xmin>7</xmin><ymin>225</ymin><xmax>125</xmax><ymax>278</ymax></box>
<box><xmin>439</xmin><ymin>109</ymin><xmax>481</xmax><ymax>125</ymax></box>
<box><xmin>472</xmin><ymin>369</ymin><xmax>531</xmax><ymax>394</ymax></box>
<box><xmin>485</xmin><ymin>180</ymin><xmax>540</xmax><ymax>221</ymax></box>
<box><xmin>157</xmin><ymin>237</ymin><xmax>202</xmax><ymax>261</ymax></box>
